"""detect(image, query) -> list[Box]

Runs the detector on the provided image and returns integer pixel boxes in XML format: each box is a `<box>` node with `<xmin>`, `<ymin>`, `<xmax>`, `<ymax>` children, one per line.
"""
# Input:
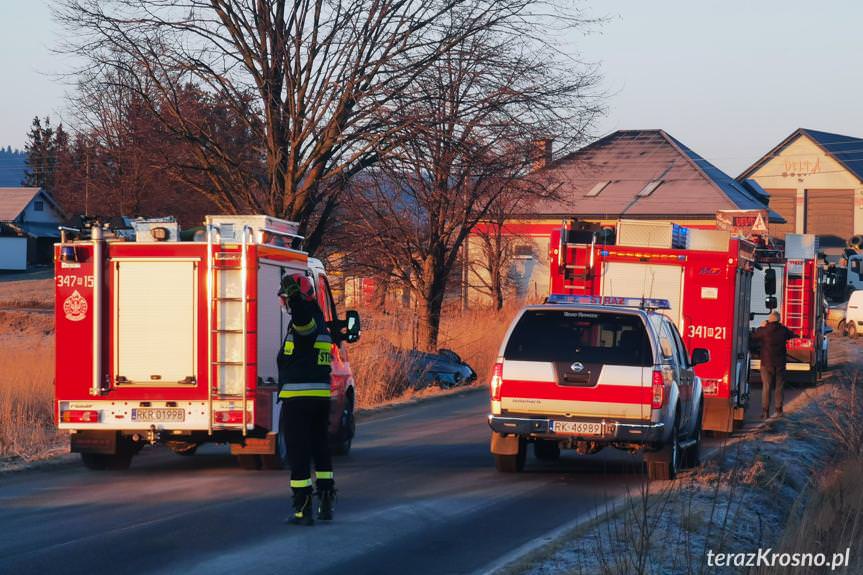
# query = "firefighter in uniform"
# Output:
<box><xmin>277</xmin><ymin>274</ymin><xmax>335</xmax><ymax>525</ymax></box>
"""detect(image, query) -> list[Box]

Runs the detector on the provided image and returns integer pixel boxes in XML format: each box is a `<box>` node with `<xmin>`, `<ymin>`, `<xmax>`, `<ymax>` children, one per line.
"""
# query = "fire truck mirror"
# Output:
<box><xmin>764</xmin><ymin>268</ymin><xmax>777</xmax><ymax>296</ymax></box>
<box><xmin>765</xmin><ymin>296</ymin><xmax>778</xmax><ymax>310</ymax></box>
<box><xmin>345</xmin><ymin>310</ymin><xmax>362</xmax><ymax>344</ymax></box>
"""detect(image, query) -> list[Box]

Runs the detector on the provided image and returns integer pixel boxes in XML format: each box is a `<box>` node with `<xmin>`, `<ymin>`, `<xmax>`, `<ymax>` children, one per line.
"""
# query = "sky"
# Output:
<box><xmin>0</xmin><ymin>0</ymin><xmax>861</xmax><ymax>175</ymax></box>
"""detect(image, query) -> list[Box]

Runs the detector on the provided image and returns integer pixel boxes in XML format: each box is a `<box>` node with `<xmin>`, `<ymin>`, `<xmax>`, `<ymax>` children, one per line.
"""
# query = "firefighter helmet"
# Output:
<box><xmin>279</xmin><ymin>273</ymin><xmax>315</xmax><ymax>302</ymax></box>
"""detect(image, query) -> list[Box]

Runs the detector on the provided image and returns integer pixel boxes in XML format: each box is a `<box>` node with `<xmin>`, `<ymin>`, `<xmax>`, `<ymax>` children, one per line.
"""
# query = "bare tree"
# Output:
<box><xmin>469</xmin><ymin>191</ymin><xmax>538</xmax><ymax>310</ymax></box>
<box><xmin>345</xmin><ymin>20</ymin><xmax>601</xmax><ymax>349</ymax></box>
<box><xmin>54</xmin><ymin>0</ymin><xmax>543</xmax><ymax>252</ymax></box>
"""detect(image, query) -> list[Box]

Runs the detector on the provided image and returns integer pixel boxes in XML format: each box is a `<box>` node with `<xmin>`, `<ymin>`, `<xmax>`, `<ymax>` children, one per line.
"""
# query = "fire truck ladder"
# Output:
<box><xmin>207</xmin><ymin>225</ymin><xmax>255</xmax><ymax>435</ymax></box>
<box><xmin>562</xmin><ymin>239</ymin><xmax>596</xmax><ymax>292</ymax></box>
<box><xmin>784</xmin><ymin>259</ymin><xmax>806</xmax><ymax>334</ymax></box>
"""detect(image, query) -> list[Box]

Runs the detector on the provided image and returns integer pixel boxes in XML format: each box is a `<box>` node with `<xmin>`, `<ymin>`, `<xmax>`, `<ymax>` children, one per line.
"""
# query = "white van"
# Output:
<box><xmin>845</xmin><ymin>290</ymin><xmax>863</xmax><ymax>338</ymax></box>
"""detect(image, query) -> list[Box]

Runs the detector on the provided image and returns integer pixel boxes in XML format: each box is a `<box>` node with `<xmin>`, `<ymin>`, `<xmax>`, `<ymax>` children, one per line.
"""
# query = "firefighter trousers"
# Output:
<box><xmin>760</xmin><ymin>365</ymin><xmax>785</xmax><ymax>414</ymax></box>
<box><xmin>282</xmin><ymin>397</ymin><xmax>334</xmax><ymax>493</ymax></box>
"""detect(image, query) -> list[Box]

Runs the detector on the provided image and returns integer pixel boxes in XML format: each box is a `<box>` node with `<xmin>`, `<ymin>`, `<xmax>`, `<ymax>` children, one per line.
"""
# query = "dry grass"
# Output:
<box><xmin>350</xmin><ymin>303</ymin><xmax>518</xmax><ymax>408</ymax></box>
<box><xmin>0</xmin><ymin>277</ymin><xmax>54</xmax><ymax>309</ymax></box>
<box><xmin>0</xmin><ymin>311</ymin><xmax>61</xmax><ymax>460</ymax></box>
<box><xmin>757</xmin><ymin>362</ymin><xmax>863</xmax><ymax>574</ymax></box>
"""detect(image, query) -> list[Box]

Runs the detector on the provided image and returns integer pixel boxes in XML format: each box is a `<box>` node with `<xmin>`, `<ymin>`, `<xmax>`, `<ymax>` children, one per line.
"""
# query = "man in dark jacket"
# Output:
<box><xmin>751</xmin><ymin>310</ymin><xmax>796</xmax><ymax>418</ymax></box>
<box><xmin>277</xmin><ymin>273</ymin><xmax>335</xmax><ymax>525</ymax></box>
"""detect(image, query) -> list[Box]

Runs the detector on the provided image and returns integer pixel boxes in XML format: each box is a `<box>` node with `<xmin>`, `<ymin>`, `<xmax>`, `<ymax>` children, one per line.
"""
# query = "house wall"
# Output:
<box><xmin>21</xmin><ymin>192</ymin><xmax>63</xmax><ymax>224</ymax></box>
<box><xmin>747</xmin><ymin>135</ymin><xmax>863</xmax><ymax>248</ymax></box>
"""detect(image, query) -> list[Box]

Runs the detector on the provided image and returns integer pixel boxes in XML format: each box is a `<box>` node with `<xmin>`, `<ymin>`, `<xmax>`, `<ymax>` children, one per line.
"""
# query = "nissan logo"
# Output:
<box><xmin>570</xmin><ymin>362</ymin><xmax>585</xmax><ymax>373</ymax></box>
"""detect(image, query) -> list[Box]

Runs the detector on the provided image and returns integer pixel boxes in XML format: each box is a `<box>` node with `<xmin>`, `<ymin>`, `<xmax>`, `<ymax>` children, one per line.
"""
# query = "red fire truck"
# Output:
<box><xmin>54</xmin><ymin>215</ymin><xmax>361</xmax><ymax>470</ymax></box>
<box><xmin>550</xmin><ymin>220</ymin><xmax>755</xmax><ymax>433</ymax></box>
<box><xmin>750</xmin><ymin>234</ymin><xmax>828</xmax><ymax>384</ymax></box>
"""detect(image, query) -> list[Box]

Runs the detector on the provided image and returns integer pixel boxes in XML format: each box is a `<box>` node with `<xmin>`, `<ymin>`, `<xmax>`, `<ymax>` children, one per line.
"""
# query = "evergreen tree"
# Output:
<box><xmin>23</xmin><ymin>116</ymin><xmax>57</xmax><ymax>191</ymax></box>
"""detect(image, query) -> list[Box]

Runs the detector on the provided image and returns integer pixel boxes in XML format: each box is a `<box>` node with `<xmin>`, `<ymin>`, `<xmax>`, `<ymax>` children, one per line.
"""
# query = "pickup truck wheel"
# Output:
<box><xmin>683</xmin><ymin>410</ymin><xmax>702</xmax><ymax>469</ymax></box>
<box><xmin>838</xmin><ymin>320</ymin><xmax>846</xmax><ymax>336</ymax></box>
<box><xmin>494</xmin><ymin>439</ymin><xmax>526</xmax><ymax>473</ymax></box>
<box><xmin>847</xmin><ymin>323</ymin><xmax>858</xmax><ymax>339</ymax></box>
<box><xmin>645</xmin><ymin>418</ymin><xmax>680</xmax><ymax>481</ymax></box>
<box><xmin>534</xmin><ymin>440</ymin><xmax>560</xmax><ymax>461</ymax></box>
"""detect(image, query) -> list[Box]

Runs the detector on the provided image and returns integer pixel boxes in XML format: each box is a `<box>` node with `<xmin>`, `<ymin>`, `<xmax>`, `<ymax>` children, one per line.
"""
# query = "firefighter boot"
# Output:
<box><xmin>286</xmin><ymin>489</ymin><xmax>314</xmax><ymax>526</ymax></box>
<box><xmin>317</xmin><ymin>489</ymin><xmax>336</xmax><ymax>521</ymax></box>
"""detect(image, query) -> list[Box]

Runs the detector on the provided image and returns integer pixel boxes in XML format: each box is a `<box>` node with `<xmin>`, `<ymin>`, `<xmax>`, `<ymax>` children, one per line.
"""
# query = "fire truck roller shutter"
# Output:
<box><xmin>114</xmin><ymin>260</ymin><xmax>197</xmax><ymax>384</ymax></box>
<box><xmin>601</xmin><ymin>262</ymin><xmax>684</xmax><ymax>329</ymax></box>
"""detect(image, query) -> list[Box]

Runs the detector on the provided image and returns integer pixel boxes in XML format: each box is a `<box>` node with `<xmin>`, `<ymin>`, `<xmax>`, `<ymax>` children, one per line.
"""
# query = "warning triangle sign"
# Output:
<box><xmin>752</xmin><ymin>213</ymin><xmax>768</xmax><ymax>234</ymax></box>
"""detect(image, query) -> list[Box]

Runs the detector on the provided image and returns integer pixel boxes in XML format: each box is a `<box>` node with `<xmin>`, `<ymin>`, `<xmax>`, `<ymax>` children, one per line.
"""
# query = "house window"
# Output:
<box><xmin>637</xmin><ymin>180</ymin><xmax>663</xmax><ymax>197</ymax></box>
<box><xmin>585</xmin><ymin>180</ymin><xmax>611</xmax><ymax>197</ymax></box>
<box><xmin>34</xmin><ymin>200</ymin><xmax>44</xmax><ymax>211</ymax></box>
<box><xmin>513</xmin><ymin>244</ymin><xmax>534</xmax><ymax>260</ymax></box>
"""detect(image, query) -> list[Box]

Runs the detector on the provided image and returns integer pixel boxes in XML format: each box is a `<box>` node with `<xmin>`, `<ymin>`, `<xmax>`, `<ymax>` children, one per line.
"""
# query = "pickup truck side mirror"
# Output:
<box><xmin>345</xmin><ymin>310</ymin><xmax>361</xmax><ymax>343</ymax></box>
<box><xmin>691</xmin><ymin>347</ymin><xmax>710</xmax><ymax>366</ymax></box>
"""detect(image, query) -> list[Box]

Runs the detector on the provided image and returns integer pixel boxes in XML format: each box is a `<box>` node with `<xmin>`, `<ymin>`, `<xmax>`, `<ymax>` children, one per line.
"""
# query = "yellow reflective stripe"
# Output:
<box><xmin>283</xmin><ymin>340</ymin><xmax>295</xmax><ymax>355</ymax></box>
<box><xmin>278</xmin><ymin>389</ymin><xmax>331</xmax><ymax>399</ymax></box>
<box><xmin>313</xmin><ymin>341</ymin><xmax>332</xmax><ymax>351</ymax></box>
<box><xmin>293</xmin><ymin>319</ymin><xmax>317</xmax><ymax>335</ymax></box>
<box><xmin>290</xmin><ymin>478</ymin><xmax>313</xmax><ymax>488</ymax></box>
<box><xmin>316</xmin><ymin>471</ymin><xmax>333</xmax><ymax>480</ymax></box>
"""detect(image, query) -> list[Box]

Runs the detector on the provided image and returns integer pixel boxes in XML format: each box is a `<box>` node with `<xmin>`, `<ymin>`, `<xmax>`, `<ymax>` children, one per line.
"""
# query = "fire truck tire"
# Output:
<box><xmin>533</xmin><ymin>440</ymin><xmax>561</xmax><ymax>461</ymax></box>
<box><xmin>645</xmin><ymin>418</ymin><xmax>680</xmax><ymax>481</ymax></box>
<box><xmin>261</xmin><ymin>408</ymin><xmax>290</xmax><ymax>470</ymax></box>
<box><xmin>80</xmin><ymin>452</ymin><xmax>133</xmax><ymax>471</ymax></box>
<box><xmin>494</xmin><ymin>439</ymin><xmax>526</xmax><ymax>472</ymax></box>
<box><xmin>331</xmin><ymin>392</ymin><xmax>355</xmax><ymax>456</ymax></box>
<box><xmin>236</xmin><ymin>455</ymin><xmax>262</xmax><ymax>470</ymax></box>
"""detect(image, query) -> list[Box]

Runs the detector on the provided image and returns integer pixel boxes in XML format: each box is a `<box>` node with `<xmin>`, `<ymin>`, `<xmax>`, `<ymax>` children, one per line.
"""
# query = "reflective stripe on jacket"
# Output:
<box><xmin>277</xmin><ymin>298</ymin><xmax>333</xmax><ymax>398</ymax></box>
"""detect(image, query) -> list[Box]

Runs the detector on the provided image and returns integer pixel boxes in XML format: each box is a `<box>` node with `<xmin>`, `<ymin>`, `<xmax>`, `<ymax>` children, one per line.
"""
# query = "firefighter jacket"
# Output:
<box><xmin>277</xmin><ymin>297</ymin><xmax>333</xmax><ymax>399</ymax></box>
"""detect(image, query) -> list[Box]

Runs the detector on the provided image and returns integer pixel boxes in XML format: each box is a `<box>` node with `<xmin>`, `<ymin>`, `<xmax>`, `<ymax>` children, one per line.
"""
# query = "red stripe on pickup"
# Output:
<box><xmin>502</xmin><ymin>380</ymin><xmax>651</xmax><ymax>404</ymax></box>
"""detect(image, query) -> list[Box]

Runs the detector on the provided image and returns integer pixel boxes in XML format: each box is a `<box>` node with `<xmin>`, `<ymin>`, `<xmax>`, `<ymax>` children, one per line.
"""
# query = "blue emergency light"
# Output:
<box><xmin>545</xmin><ymin>294</ymin><xmax>671</xmax><ymax>310</ymax></box>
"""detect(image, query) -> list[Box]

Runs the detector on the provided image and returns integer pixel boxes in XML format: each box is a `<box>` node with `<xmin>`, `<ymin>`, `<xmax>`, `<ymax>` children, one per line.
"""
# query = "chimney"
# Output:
<box><xmin>532</xmin><ymin>138</ymin><xmax>553</xmax><ymax>171</ymax></box>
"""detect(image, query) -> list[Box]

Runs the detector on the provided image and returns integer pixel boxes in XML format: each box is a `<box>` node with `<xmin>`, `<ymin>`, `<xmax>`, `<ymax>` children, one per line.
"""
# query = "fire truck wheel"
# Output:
<box><xmin>533</xmin><ymin>440</ymin><xmax>561</xmax><ymax>461</ymax></box>
<box><xmin>331</xmin><ymin>392</ymin><xmax>355</xmax><ymax>456</ymax></box>
<box><xmin>645</xmin><ymin>418</ymin><xmax>679</xmax><ymax>481</ymax></box>
<box><xmin>80</xmin><ymin>452</ymin><xmax>133</xmax><ymax>471</ymax></box>
<box><xmin>261</xmin><ymin>424</ymin><xmax>289</xmax><ymax>470</ymax></box>
<box><xmin>236</xmin><ymin>455</ymin><xmax>262</xmax><ymax>470</ymax></box>
<box><xmin>494</xmin><ymin>439</ymin><xmax>526</xmax><ymax>473</ymax></box>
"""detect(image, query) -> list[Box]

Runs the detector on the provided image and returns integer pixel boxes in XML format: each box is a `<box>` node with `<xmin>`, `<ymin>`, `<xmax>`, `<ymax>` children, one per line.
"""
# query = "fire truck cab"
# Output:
<box><xmin>54</xmin><ymin>215</ymin><xmax>361</xmax><ymax>470</ymax></box>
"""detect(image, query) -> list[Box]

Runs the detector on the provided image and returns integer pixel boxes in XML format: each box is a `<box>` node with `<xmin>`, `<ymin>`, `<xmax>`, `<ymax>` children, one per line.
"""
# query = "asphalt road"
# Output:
<box><xmin>0</xmin><ymin>375</ymin><xmax>811</xmax><ymax>575</ymax></box>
